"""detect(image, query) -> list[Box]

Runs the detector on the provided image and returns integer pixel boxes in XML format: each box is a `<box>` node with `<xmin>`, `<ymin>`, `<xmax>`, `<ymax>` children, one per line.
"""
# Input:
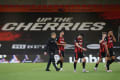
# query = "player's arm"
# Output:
<box><xmin>75</xmin><ymin>43</ymin><xmax>87</xmax><ymax>51</ymax></box>
<box><xmin>99</xmin><ymin>34</ymin><xmax>106</xmax><ymax>43</ymax></box>
<box><xmin>110</xmin><ymin>31</ymin><xmax>116</xmax><ymax>42</ymax></box>
<box><xmin>99</xmin><ymin>40</ymin><xmax>103</xmax><ymax>43</ymax></box>
<box><xmin>55</xmin><ymin>42</ymin><xmax>61</xmax><ymax>53</ymax></box>
<box><xmin>111</xmin><ymin>34</ymin><xmax>116</xmax><ymax>42</ymax></box>
<box><xmin>56</xmin><ymin>41</ymin><xmax>66</xmax><ymax>47</ymax></box>
<box><xmin>56</xmin><ymin>37</ymin><xmax>66</xmax><ymax>46</ymax></box>
<box><xmin>44</xmin><ymin>40</ymin><xmax>49</xmax><ymax>55</ymax></box>
<box><xmin>56</xmin><ymin>42</ymin><xmax>65</xmax><ymax>46</ymax></box>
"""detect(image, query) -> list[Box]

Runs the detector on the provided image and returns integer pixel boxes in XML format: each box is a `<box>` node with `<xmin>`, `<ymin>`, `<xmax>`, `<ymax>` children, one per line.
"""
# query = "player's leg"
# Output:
<box><xmin>94</xmin><ymin>52</ymin><xmax>102</xmax><ymax>70</ymax></box>
<box><xmin>57</xmin><ymin>56</ymin><xmax>61</xmax><ymax>65</ymax></box>
<box><xmin>106</xmin><ymin>56</ymin><xmax>112</xmax><ymax>72</ymax></box>
<box><xmin>57</xmin><ymin>50</ymin><xmax>62</xmax><ymax>65</ymax></box>
<box><xmin>82</xmin><ymin>57</ymin><xmax>89</xmax><ymax>72</ymax></box>
<box><xmin>51</xmin><ymin>54</ymin><xmax>60</xmax><ymax>71</ymax></box>
<box><xmin>107</xmin><ymin>48</ymin><xmax>115</xmax><ymax>72</ymax></box>
<box><xmin>74</xmin><ymin>52</ymin><xmax>78</xmax><ymax>72</ymax></box>
<box><xmin>57</xmin><ymin>60</ymin><xmax>61</xmax><ymax>65</ymax></box>
<box><xmin>74</xmin><ymin>60</ymin><xmax>78</xmax><ymax>72</ymax></box>
<box><xmin>82</xmin><ymin>58</ymin><xmax>86</xmax><ymax>69</ymax></box>
<box><xmin>94</xmin><ymin>57</ymin><xmax>102</xmax><ymax>71</ymax></box>
<box><xmin>109</xmin><ymin>48</ymin><xmax>115</xmax><ymax>64</ymax></box>
<box><xmin>106</xmin><ymin>48</ymin><xmax>111</xmax><ymax>72</ymax></box>
<box><xmin>59</xmin><ymin>56</ymin><xmax>64</xmax><ymax>71</ymax></box>
<box><xmin>107</xmin><ymin>56</ymin><xmax>115</xmax><ymax>72</ymax></box>
<box><xmin>79</xmin><ymin>53</ymin><xmax>88</xmax><ymax>72</ymax></box>
<box><xmin>46</xmin><ymin>56</ymin><xmax>52</xmax><ymax>71</ymax></box>
<box><xmin>105</xmin><ymin>56</ymin><xmax>108</xmax><ymax>70</ymax></box>
<box><xmin>110</xmin><ymin>56</ymin><xmax>115</xmax><ymax>64</ymax></box>
<box><xmin>59</xmin><ymin>51</ymin><xmax>64</xmax><ymax>71</ymax></box>
<box><xmin>105</xmin><ymin>57</ymin><xmax>108</xmax><ymax>64</ymax></box>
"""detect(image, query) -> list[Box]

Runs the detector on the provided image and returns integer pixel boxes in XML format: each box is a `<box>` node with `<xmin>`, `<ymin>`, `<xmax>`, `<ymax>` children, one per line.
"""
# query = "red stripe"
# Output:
<box><xmin>0</xmin><ymin>5</ymin><xmax>120</xmax><ymax>12</ymax></box>
<box><xmin>99</xmin><ymin>52</ymin><xmax>102</xmax><ymax>58</ymax></box>
<box><xmin>76</xmin><ymin>52</ymin><xmax>78</xmax><ymax>60</ymax></box>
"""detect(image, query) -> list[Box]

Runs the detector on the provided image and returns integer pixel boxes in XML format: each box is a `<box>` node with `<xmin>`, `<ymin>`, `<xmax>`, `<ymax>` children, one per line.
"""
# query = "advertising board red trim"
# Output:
<box><xmin>0</xmin><ymin>5</ymin><xmax>120</xmax><ymax>12</ymax></box>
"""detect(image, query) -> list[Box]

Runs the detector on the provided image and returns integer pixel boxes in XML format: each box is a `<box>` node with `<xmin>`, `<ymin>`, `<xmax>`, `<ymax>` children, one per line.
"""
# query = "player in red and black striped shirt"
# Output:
<box><xmin>106</xmin><ymin>30</ymin><xmax>116</xmax><ymax>72</ymax></box>
<box><xmin>73</xmin><ymin>34</ymin><xmax>88</xmax><ymax>72</ymax></box>
<box><xmin>94</xmin><ymin>32</ymin><xmax>109</xmax><ymax>71</ymax></box>
<box><xmin>56</xmin><ymin>31</ymin><xmax>66</xmax><ymax>71</ymax></box>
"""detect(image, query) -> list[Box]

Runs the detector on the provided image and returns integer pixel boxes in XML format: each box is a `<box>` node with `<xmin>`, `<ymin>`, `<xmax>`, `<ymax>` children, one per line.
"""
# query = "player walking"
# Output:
<box><xmin>106</xmin><ymin>30</ymin><xmax>116</xmax><ymax>72</ymax></box>
<box><xmin>56</xmin><ymin>31</ymin><xmax>66</xmax><ymax>71</ymax></box>
<box><xmin>73</xmin><ymin>34</ymin><xmax>88</xmax><ymax>72</ymax></box>
<box><xmin>44</xmin><ymin>32</ymin><xmax>60</xmax><ymax>71</ymax></box>
<box><xmin>94</xmin><ymin>32</ymin><xmax>109</xmax><ymax>71</ymax></box>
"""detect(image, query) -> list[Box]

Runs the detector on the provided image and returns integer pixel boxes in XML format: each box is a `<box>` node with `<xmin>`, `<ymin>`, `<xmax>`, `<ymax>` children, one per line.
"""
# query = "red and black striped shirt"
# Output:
<box><xmin>100</xmin><ymin>40</ymin><xmax>106</xmax><ymax>53</ymax></box>
<box><xmin>74</xmin><ymin>38</ymin><xmax>83</xmax><ymax>53</ymax></box>
<box><xmin>107</xmin><ymin>36</ymin><xmax>113</xmax><ymax>48</ymax></box>
<box><xmin>57</xmin><ymin>37</ymin><xmax>65</xmax><ymax>51</ymax></box>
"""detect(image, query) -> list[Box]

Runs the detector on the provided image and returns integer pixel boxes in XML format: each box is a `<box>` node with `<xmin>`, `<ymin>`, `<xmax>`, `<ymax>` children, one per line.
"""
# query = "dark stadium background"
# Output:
<box><xmin>0</xmin><ymin>0</ymin><xmax>120</xmax><ymax>62</ymax></box>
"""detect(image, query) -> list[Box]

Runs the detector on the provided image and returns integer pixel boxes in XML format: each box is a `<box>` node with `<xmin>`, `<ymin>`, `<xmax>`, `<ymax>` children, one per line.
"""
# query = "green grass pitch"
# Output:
<box><xmin>0</xmin><ymin>63</ymin><xmax>120</xmax><ymax>80</ymax></box>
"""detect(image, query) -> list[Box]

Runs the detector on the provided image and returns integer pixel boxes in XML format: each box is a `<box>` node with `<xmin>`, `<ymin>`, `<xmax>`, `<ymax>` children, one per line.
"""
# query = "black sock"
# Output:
<box><xmin>60</xmin><ymin>62</ymin><xmax>63</xmax><ymax>68</ymax></box>
<box><xmin>74</xmin><ymin>62</ymin><xmax>77</xmax><ymax>70</ymax></box>
<box><xmin>57</xmin><ymin>60</ymin><xmax>61</xmax><ymax>65</ymax></box>
<box><xmin>109</xmin><ymin>59</ymin><xmax>115</xmax><ymax>64</ymax></box>
<box><xmin>82</xmin><ymin>62</ymin><xmax>86</xmax><ymax>69</ymax></box>
<box><xmin>106</xmin><ymin>60</ymin><xmax>111</xmax><ymax>70</ymax></box>
<box><xmin>95</xmin><ymin>63</ymin><xmax>99</xmax><ymax>68</ymax></box>
<box><xmin>53</xmin><ymin>62</ymin><xmax>58</xmax><ymax>70</ymax></box>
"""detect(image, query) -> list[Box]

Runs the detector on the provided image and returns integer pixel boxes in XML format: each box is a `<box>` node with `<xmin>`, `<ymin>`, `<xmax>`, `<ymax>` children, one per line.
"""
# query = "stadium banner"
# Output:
<box><xmin>0</xmin><ymin>12</ymin><xmax>120</xmax><ymax>63</ymax></box>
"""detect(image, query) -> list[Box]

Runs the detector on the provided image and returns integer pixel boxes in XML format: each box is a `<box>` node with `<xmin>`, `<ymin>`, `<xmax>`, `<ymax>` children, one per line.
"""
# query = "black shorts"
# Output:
<box><xmin>74</xmin><ymin>52</ymin><xmax>85</xmax><ymax>60</ymax></box>
<box><xmin>108</xmin><ymin>48</ymin><xmax>115</xmax><ymax>57</ymax></box>
<box><xmin>59</xmin><ymin>50</ymin><xmax>64</xmax><ymax>57</ymax></box>
<box><xmin>99</xmin><ymin>52</ymin><xmax>106</xmax><ymax>58</ymax></box>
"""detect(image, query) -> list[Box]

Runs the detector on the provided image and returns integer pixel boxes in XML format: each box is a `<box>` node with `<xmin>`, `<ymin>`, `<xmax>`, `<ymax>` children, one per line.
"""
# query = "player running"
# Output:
<box><xmin>73</xmin><ymin>34</ymin><xmax>88</xmax><ymax>72</ymax></box>
<box><xmin>94</xmin><ymin>32</ymin><xmax>109</xmax><ymax>71</ymax></box>
<box><xmin>56</xmin><ymin>31</ymin><xmax>66</xmax><ymax>71</ymax></box>
<box><xmin>106</xmin><ymin>30</ymin><xmax>116</xmax><ymax>72</ymax></box>
<box><xmin>44</xmin><ymin>32</ymin><xmax>60</xmax><ymax>71</ymax></box>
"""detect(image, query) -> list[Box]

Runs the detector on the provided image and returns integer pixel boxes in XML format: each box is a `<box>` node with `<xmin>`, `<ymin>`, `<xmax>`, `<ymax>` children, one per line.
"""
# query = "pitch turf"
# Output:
<box><xmin>0</xmin><ymin>63</ymin><xmax>120</xmax><ymax>80</ymax></box>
